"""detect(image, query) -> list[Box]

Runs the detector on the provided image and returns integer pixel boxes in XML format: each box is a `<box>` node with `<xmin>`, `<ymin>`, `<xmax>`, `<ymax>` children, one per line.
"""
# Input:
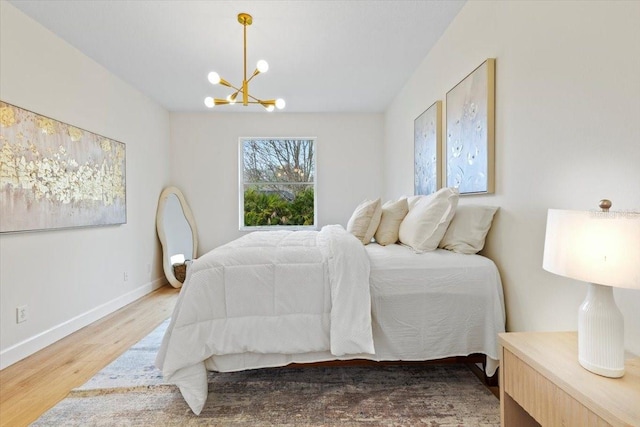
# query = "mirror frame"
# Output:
<box><xmin>156</xmin><ymin>186</ymin><xmax>198</xmax><ymax>288</ymax></box>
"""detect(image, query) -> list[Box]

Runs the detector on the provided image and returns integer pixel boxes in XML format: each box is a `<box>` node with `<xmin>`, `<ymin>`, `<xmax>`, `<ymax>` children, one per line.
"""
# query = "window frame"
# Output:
<box><xmin>238</xmin><ymin>137</ymin><xmax>317</xmax><ymax>231</ymax></box>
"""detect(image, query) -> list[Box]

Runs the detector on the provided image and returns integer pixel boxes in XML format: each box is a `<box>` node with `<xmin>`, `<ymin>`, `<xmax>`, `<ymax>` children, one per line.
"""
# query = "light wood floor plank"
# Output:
<box><xmin>0</xmin><ymin>285</ymin><xmax>179</xmax><ymax>427</ymax></box>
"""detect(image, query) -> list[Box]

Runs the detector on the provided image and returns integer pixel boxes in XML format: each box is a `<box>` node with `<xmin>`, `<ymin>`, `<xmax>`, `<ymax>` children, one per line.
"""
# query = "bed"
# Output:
<box><xmin>156</xmin><ymin>223</ymin><xmax>505</xmax><ymax>415</ymax></box>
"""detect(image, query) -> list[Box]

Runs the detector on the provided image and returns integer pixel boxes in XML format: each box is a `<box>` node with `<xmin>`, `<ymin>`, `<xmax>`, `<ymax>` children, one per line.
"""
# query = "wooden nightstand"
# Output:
<box><xmin>499</xmin><ymin>331</ymin><xmax>640</xmax><ymax>427</ymax></box>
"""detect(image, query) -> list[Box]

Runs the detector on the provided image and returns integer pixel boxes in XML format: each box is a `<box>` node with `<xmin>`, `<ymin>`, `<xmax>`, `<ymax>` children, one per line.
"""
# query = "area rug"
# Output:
<box><xmin>32</xmin><ymin>320</ymin><xmax>500</xmax><ymax>426</ymax></box>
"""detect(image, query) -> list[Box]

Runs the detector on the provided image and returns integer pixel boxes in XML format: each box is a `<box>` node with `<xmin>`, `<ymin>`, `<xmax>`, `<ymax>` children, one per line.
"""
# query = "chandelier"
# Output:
<box><xmin>204</xmin><ymin>13</ymin><xmax>285</xmax><ymax>112</ymax></box>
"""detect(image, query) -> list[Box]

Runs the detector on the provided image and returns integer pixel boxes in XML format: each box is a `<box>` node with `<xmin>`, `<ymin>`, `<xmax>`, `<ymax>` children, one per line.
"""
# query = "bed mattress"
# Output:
<box><xmin>206</xmin><ymin>243</ymin><xmax>505</xmax><ymax>376</ymax></box>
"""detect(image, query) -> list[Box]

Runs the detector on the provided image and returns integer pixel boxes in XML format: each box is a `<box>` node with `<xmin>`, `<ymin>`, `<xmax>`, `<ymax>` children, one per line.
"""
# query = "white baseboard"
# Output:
<box><xmin>0</xmin><ymin>277</ymin><xmax>167</xmax><ymax>370</ymax></box>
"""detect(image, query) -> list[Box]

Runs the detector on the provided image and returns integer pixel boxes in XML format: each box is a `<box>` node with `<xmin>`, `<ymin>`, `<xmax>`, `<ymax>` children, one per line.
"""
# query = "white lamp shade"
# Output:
<box><xmin>543</xmin><ymin>209</ymin><xmax>640</xmax><ymax>290</ymax></box>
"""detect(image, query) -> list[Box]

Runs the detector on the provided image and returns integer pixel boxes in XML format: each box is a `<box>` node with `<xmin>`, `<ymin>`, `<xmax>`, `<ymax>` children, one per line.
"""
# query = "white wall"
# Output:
<box><xmin>169</xmin><ymin>113</ymin><xmax>383</xmax><ymax>253</ymax></box>
<box><xmin>384</xmin><ymin>1</ymin><xmax>640</xmax><ymax>354</ymax></box>
<box><xmin>0</xmin><ymin>2</ymin><xmax>171</xmax><ymax>368</ymax></box>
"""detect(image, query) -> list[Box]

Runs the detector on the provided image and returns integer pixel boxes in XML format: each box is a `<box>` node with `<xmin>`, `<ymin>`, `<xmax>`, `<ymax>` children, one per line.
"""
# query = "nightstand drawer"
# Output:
<box><xmin>503</xmin><ymin>348</ymin><xmax>611</xmax><ymax>426</ymax></box>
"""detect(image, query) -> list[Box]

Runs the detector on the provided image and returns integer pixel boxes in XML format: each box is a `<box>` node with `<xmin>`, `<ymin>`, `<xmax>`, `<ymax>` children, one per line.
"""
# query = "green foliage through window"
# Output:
<box><xmin>243</xmin><ymin>187</ymin><xmax>314</xmax><ymax>226</ymax></box>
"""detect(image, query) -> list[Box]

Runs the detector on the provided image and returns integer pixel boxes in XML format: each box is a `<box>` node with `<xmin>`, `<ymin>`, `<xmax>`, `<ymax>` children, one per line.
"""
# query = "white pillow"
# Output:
<box><xmin>407</xmin><ymin>195</ymin><xmax>423</xmax><ymax>210</ymax></box>
<box><xmin>346</xmin><ymin>198</ymin><xmax>382</xmax><ymax>245</ymax></box>
<box><xmin>374</xmin><ymin>198</ymin><xmax>409</xmax><ymax>246</ymax></box>
<box><xmin>398</xmin><ymin>187</ymin><xmax>459</xmax><ymax>252</ymax></box>
<box><xmin>439</xmin><ymin>205</ymin><xmax>499</xmax><ymax>254</ymax></box>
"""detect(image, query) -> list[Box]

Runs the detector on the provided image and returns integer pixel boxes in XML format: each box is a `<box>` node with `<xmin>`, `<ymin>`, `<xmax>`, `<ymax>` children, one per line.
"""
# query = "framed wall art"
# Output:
<box><xmin>445</xmin><ymin>58</ymin><xmax>495</xmax><ymax>195</ymax></box>
<box><xmin>0</xmin><ymin>101</ymin><xmax>126</xmax><ymax>233</ymax></box>
<box><xmin>414</xmin><ymin>100</ymin><xmax>442</xmax><ymax>196</ymax></box>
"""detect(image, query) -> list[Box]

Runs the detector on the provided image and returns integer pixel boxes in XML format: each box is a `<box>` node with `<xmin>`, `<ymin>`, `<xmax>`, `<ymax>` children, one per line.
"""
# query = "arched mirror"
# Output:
<box><xmin>156</xmin><ymin>186</ymin><xmax>198</xmax><ymax>288</ymax></box>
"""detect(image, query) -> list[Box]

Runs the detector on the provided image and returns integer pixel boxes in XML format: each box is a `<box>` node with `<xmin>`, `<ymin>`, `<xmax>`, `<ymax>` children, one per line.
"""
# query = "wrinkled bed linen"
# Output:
<box><xmin>202</xmin><ymin>244</ymin><xmax>505</xmax><ymax>377</ymax></box>
<box><xmin>366</xmin><ymin>244</ymin><xmax>505</xmax><ymax>372</ymax></box>
<box><xmin>156</xmin><ymin>225</ymin><xmax>374</xmax><ymax>414</ymax></box>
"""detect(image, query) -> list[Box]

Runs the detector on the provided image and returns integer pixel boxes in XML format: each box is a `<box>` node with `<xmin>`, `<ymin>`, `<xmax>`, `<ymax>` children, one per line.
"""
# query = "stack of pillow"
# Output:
<box><xmin>346</xmin><ymin>187</ymin><xmax>498</xmax><ymax>255</ymax></box>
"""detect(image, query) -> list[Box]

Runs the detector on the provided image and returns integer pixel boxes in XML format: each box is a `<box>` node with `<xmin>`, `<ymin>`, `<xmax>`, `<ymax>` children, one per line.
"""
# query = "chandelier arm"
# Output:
<box><xmin>246</xmin><ymin>73</ymin><xmax>259</xmax><ymax>84</ymax></box>
<box><xmin>246</xmin><ymin>93</ymin><xmax>276</xmax><ymax>105</ymax></box>
<box><xmin>243</xmin><ymin>101</ymin><xmax>273</xmax><ymax>112</ymax></box>
<box><xmin>222</xmin><ymin>81</ymin><xmax>242</xmax><ymax>92</ymax></box>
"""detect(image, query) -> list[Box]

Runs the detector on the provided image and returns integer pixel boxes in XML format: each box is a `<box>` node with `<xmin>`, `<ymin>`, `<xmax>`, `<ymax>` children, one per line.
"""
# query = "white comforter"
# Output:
<box><xmin>156</xmin><ymin>225</ymin><xmax>374</xmax><ymax>414</ymax></box>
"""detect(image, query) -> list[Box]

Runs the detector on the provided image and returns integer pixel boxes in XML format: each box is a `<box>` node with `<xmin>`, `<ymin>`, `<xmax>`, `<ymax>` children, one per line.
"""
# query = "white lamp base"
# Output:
<box><xmin>578</xmin><ymin>283</ymin><xmax>625</xmax><ymax>378</ymax></box>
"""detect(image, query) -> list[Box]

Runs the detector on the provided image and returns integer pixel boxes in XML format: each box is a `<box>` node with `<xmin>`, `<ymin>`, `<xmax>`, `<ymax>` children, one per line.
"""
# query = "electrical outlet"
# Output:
<box><xmin>16</xmin><ymin>305</ymin><xmax>28</xmax><ymax>323</ymax></box>
<box><xmin>123</xmin><ymin>271</ymin><xmax>128</xmax><ymax>282</ymax></box>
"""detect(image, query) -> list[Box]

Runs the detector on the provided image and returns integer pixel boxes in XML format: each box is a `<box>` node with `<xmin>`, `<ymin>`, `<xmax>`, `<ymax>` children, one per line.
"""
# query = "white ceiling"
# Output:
<box><xmin>8</xmin><ymin>0</ymin><xmax>466</xmax><ymax>113</ymax></box>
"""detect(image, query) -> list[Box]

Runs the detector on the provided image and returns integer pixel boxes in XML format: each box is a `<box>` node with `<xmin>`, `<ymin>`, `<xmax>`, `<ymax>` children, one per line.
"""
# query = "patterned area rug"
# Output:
<box><xmin>32</xmin><ymin>320</ymin><xmax>500</xmax><ymax>426</ymax></box>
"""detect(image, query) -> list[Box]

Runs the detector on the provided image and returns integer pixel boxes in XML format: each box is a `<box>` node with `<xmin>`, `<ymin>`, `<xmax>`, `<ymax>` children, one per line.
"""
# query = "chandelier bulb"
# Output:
<box><xmin>256</xmin><ymin>60</ymin><xmax>269</xmax><ymax>73</ymax></box>
<box><xmin>226</xmin><ymin>93</ymin><xmax>237</xmax><ymax>104</ymax></box>
<box><xmin>265</xmin><ymin>104</ymin><xmax>275</xmax><ymax>112</ymax></box>
<box><xmin>275</xmin><ymin>98</ymin><xmax>286</xmax><ymax>110</ymax></box>
<box><xmin>204</xmin><ymin>97</ymin><xmax>215</xmax><ymax>108</ymax></box>
<box><xmin>207</xmin><ymin>71</ymin><xmax>221</xmax><ymax>85</ymax></box>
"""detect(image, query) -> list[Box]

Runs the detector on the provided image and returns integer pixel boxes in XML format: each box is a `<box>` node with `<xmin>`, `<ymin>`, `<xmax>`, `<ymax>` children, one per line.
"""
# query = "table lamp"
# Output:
<box><xmin>542</xmin><ymin>200</ymin><xmax>640</xmax><ymax>378</ymax></box>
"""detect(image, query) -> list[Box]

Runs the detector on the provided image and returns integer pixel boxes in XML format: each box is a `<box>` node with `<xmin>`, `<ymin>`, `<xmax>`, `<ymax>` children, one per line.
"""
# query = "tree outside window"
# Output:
<box><xmin>240</xmin><ymin>138</ymin><xmax>316</xmax><ymax>229</ymax></box>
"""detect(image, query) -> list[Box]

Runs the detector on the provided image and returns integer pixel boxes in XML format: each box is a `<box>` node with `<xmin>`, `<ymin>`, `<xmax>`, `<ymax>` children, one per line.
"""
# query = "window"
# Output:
<box><xmin>239</xmin><ymin>138</ymin><xmax>316</xmax><ymax>230</ymax></box>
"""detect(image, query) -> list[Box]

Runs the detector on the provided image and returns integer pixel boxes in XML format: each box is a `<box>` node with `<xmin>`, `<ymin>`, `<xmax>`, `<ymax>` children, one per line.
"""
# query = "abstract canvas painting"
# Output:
<box><xmin>446</xmin><ymin>58</ymin><xmax>495</xmax><ymax>194</ymax></box>
<box><xmin>0</xmin><ymin>101</ymin><xmax>126</xmax><ymax>233</ymax></box>
<box><xmin>414</xmin><ymin>101</ymin><xmax>442</xmax><ymax>196</ymax></box>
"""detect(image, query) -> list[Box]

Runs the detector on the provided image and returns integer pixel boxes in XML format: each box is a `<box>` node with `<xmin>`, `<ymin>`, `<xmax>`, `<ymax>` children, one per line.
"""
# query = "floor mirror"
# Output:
<box><xmin>156</xmin><ymin>186</ymin><xmax>198</xmax><ymax>288</ymax></box>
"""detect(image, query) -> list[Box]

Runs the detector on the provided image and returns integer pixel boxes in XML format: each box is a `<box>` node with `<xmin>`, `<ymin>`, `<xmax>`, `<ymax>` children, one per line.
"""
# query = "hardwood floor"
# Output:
<box><xmin>0</xmin><ymin>285</ymin><xmax>179</xmax><ymax>427</ymax></box>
